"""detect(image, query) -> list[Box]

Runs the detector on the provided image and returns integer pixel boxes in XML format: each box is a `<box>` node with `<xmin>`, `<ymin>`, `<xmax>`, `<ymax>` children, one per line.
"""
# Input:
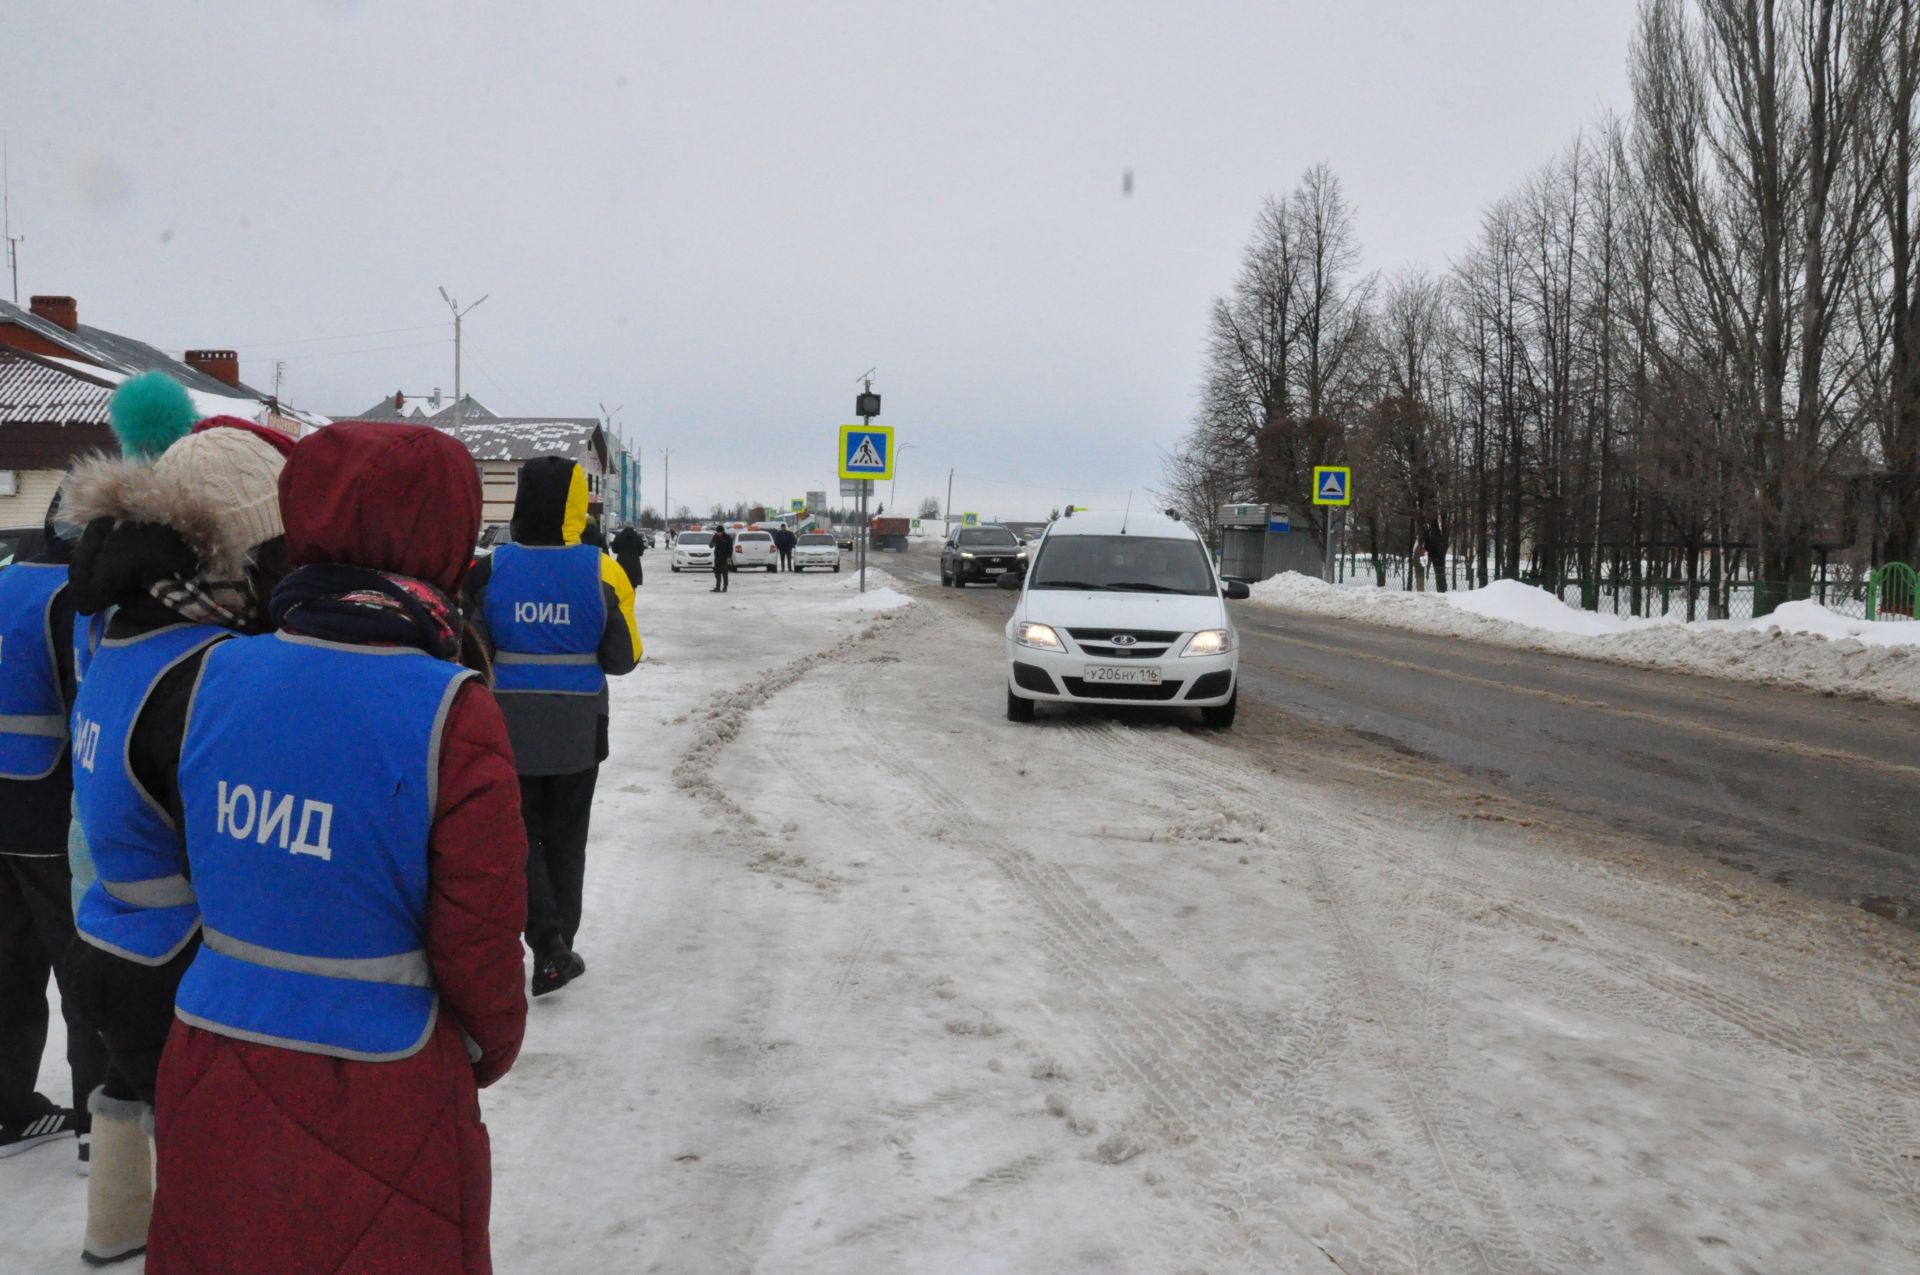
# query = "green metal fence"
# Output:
<box><xmin>1867</xmin><ymin>562</ymin><xmax>1918</xmax><ymax>621</ymax></box>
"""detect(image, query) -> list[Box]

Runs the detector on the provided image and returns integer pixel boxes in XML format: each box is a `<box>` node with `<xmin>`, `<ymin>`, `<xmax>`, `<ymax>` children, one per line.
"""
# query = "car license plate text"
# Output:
<box><xmin>1083</xmin><ymin>665</ymin><xmax>1161</xmax><ymax>685</ymax></box>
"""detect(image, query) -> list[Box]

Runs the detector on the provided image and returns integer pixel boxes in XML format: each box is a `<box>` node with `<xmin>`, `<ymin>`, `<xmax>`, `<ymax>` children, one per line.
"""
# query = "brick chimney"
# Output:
<box><xmin>185</xmin><ymin>349</ymin><xmax>241</xmax><ymax>388</ymax></box>
<box><xmin>29</xmin><ymin>295</ymin><xmax>78</xmax><ymax>332</ymax></box>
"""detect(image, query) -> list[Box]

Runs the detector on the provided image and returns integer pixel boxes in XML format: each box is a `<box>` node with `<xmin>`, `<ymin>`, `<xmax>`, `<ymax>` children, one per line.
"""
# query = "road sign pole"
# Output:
<box><xmin>1323</xmin><ymin>509</ymin><xmax>1336</xmax><ymax>583</ymax></box>
<box><xmin>859</xmin><ymin>404</ymin><xmax>872</xmax><ymax>594</ymax></box>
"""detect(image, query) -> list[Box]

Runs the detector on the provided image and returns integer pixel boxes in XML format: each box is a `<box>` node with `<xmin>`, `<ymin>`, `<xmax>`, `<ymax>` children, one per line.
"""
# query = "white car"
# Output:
<box><xmin>792</xmin><ymin>532</ymin><xmax>842</xmax><ymax>572</ymax></box>
<box><xmin>671</xmin><ymin>531</ymin><xmax>715</xmax><ymax>572</ymax></box>
<box><xmin>732</xmin><ymin>529</ymin><xmax>777</xmax><ymax>570</ymax></box>
<box><xmin>1001</xmin><ymin>509</ymin><xmax>1249</xmax><ymax>728</ymax></box>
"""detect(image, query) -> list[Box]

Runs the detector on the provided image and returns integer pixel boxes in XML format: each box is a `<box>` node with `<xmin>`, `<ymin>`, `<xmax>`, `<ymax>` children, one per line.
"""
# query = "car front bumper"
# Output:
<box><xmin>1004</xmin><ymin>641</ymin><xmax>1237</xmax><ymax>706</ymax></box>
<box><xmin>794</xmin><ymin>554</ymin><xmax>840</xmax><ymax>568</ymax></box>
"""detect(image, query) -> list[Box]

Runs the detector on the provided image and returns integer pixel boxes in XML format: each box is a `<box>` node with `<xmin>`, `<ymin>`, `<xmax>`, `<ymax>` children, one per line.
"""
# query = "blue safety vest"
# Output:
<box><xmin>173</xmin><ymin>633</ymin><xmax>474</xmax><ymax>1061</ymax></box>
<box><xmin>483</xmin><ymin>543</ymin><xmax>606</xmax><ymax>695</ymax></box>
<box><xmin>74</xmin><ymin>609</ymin><xmax>108</xmax><ymax>686</ymax></box>
<box><xmin>72</xmin><ymin>624</ymin><xmax>228</xmax><ymax>964</ymax></box>
<box><xmin>0</xmin><ymin>563</ymin><xmax>72</xmax><ymax>781</ymax></box>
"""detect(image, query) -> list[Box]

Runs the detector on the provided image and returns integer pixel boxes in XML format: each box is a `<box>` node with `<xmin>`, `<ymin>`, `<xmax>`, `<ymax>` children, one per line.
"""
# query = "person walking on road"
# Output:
<box><xmin>146</xmin><ymin>421</ymin><xmax>528</xmax><ymax>1275</ymax></box>
<box><xmin>612</xmin><ymin>523</ymin><xmax>645</xmax><ymax>588</ymax></box>
<box><xmin>710</xmin><ymin>526</ymin><xmax>734</xmax><ymax>593</ymax></box>
<box><xmin>0</xmin><ymin>484</ymin><xmax>108</xmax><ymax>1170</ymax></box>
<box><xmin>774</xmin><ymin>524</ymin><xmax>796</xmax><ymax>572</ymax></box>
<box><xmin>466</xmin><ymin>457</ymin><xmax>640</xmax><ymax>996</ymax></box>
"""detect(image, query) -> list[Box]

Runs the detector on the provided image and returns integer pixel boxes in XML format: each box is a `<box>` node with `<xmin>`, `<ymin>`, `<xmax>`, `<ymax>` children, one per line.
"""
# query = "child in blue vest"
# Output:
<box><xmin>147</xmin><ymin>421</ymin><xmax>529</xmax><ymax>1274</ymax></box>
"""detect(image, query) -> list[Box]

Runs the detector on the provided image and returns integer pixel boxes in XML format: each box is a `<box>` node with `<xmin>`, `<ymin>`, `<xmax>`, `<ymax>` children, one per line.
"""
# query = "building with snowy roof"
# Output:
<box><xmin>440</xmin><ymin>418</ymin><xmax>611</xmax><ymax>529</ymax></box>
<box><xmin>0</xmin><ymin>349</ymin><xmax>120</xmax><ymax>529</ymax></box>
<box><xmin>0</xmin><ymin>295</ymin><xmax>319</xmax><ymax>437</ymax></box>
<box><xmin>339</xmin><ymin>389</ymin><xmax>495</xmax><ymax>424</ymax></box>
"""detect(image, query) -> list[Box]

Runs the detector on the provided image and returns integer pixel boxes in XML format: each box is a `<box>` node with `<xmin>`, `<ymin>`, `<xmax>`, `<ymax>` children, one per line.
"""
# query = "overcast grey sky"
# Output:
<box><xmin>7</xmin><ymin>1</ymin><xmax>1634</xmax><ymax>519</ymax></box>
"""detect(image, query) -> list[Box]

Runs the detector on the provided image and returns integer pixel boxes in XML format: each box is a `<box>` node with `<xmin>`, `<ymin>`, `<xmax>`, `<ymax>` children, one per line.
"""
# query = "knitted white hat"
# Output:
<box><xmin>148</xmin><ymin>427</ymin><xmax>287</xmax><ymax>563</ymax></box>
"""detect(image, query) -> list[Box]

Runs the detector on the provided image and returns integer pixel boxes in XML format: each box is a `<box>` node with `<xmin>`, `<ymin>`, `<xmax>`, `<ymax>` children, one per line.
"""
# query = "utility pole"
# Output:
<box><xmin>890</xmin><ymin>442</ymin><xmax>913</xmax><ymax>511</ymax></box>
<box><xmin>438</xmin><ymin>287</ymin><xmax>487</xmax><ymax>422</ymax></box>
<box><xmin>946</xmin><ymin>467</ymin><xmax>955</xmax><ymax>530</ymax></box>
<box><xmin>660</xmin><ymin>447</ymin><xmax>674</xmax><ymax>529</ymax></box>
<box><xmin>3</xmin><ymin>133</ymin><xmax>22</xmax><ymax>304</ymax></box>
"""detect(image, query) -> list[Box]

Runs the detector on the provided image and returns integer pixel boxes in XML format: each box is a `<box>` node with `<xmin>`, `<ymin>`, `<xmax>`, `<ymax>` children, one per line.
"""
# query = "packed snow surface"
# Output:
<box><xmin>9</xmin><ymin>564</ymin><xmax>1919</xmax><ymax>1271</ymax></box>
<box><xmin>1251</xmin><ymin>572</ymin><xmax>1920</xmax><ymax>705</ymax></box>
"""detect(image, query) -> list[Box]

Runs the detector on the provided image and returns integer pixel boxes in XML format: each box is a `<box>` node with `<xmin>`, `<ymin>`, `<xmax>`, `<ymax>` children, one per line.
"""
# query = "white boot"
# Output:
<box><xmin>82</xmin><ymin>1090</ymin><xmax>151</xmax><ymax>1267</ymax></box>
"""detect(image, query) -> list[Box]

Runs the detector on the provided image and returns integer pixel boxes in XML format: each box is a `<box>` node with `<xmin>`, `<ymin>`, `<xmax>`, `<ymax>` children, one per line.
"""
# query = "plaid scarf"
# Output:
<box><xmin>149</xmin><ymin>573</ymin><xmax>257</xmax><ymax>630</ymax></box>
<box><xmin>271</xmin><ymin>564</ymin><xmax>459</xmax><ymax>660</ymax></box>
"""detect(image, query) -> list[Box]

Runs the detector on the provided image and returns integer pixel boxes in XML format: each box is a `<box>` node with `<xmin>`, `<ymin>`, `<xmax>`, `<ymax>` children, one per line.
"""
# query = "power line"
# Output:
<box><xmin>223</xmin><ymin>322</ymin><xmax>450</xmax><ymax>351</ymax></box>
<box><xmin>267</xmin><ymin>337</ymin><xmax>452</xmax><ymax>363</ymax></box>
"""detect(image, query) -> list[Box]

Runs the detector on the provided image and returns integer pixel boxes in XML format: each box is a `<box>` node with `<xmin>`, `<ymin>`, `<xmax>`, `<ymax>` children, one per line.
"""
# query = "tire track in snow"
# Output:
<box><xmin>830</xmin><ymin>670</ymin><xmax>1347</xmax><ymax>1273</ymax></box>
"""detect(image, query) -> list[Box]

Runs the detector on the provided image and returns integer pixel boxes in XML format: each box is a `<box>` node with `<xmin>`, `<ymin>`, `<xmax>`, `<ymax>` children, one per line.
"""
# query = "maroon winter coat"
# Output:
<box><xmin>146</xmin><ymin>424</ymin><xmax>528</xmax><ymax>1275</ymax></box>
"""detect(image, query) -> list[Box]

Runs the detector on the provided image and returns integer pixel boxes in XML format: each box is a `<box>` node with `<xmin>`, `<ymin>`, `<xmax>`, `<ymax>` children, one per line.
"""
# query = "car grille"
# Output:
<box><xmin>1061</xmin><ymin>676</ymin><xmax>1183</xmax><ymax>701</ymax></box>
<box><xmin>1067</xmin><ymin>628</ymin><xmax>1179</xmax><ymax>643</ymax></box>
<box><xmin>1068</xmin><ymin>628</ymin><xmax>1176</xmax><ymax>659</ymax></box>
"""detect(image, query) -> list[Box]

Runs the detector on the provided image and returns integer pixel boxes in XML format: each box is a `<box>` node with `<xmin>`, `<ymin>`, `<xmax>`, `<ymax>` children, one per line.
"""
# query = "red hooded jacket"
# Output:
<box><xmin>147</xmin><ymin>423</ymin><xmax>528</xmax><ymax>1275</ymax></box>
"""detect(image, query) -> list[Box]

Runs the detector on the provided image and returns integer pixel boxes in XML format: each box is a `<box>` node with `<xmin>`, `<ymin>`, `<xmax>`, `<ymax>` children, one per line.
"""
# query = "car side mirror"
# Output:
<box><xmin>1223</xmin><ymin>580</ymin><xmax>1251</xmax><ymax>600</ymax></box>
<box><xmin>996</xmin><ymin>572</ymin><xmax>1023</xmax><ymax>591</ymax></box>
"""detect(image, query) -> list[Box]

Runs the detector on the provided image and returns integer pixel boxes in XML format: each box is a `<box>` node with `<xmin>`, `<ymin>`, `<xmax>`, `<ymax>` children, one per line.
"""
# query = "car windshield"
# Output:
<box><xmin>957</xmin><ymin>528</ymin><xmax>1018</xmax><ymax>548</ymax></box>
<box><xmin>677</xmin><ymin>533</ymin><xmax>713</xmax><ymax>546</ymax></box>
<box><xmin>1028</xmin><ymin>534</ymin><xmax>1217</xmax><ymax>595</ymax></box>
<box><xmin>798</xmin><ymin>534</ymin><xmax>834</xmax><ymax>546</ymax></box>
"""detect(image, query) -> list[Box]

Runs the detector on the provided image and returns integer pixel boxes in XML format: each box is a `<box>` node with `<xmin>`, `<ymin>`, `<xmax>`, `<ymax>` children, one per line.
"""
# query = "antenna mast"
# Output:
<box><xmin>3</xmin><ymin>133</ymin><xmax>22</xmax><ymax>304</ymax></box>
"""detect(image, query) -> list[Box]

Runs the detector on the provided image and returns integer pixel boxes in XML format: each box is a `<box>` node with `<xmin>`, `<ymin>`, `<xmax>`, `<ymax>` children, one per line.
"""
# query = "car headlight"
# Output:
<box><xmin>1016</xmin><ymin>549</ymin><xmax>1028</xmax><ymax>559</ymax></box>
<box><xmin>1015</xmin><ymin>622</ymin><xmax>1064</xmax><ymax>652</ymax></box>
<box><xmin>1181</xmin><ymin>629</ymin><xmax>1234</xmax><ymax>658</ymax></box>
<box><xmin>960</xmin><ymin>551</ymin><xmax>976</xmax><ymax>559</ymax></box>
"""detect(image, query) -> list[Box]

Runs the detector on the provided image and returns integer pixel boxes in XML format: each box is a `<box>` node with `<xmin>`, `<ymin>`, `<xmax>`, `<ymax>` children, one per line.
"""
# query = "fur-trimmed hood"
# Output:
<box><xmin>62</xmin><ymin>448</ymin><xmax>275</xmax><ymax>582</ymax></box>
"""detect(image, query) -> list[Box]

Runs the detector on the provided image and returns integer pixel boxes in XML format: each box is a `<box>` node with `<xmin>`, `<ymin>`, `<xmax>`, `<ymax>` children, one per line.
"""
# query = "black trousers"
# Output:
<box><xmin>61</xmin><ymin>934</ymin><xmax>197</xmax><ymax>1106</ymax></box>
<box><xmin>520</xmin><ymin>767</ymin><xmax>600</xmax><ymax>958</ymax></box>
<box><xmin>713</xmin><ymin>562</ymin><xmax>730</xmax><ymax>591</ymax></box>
<box><xmin>618</xmin><ymin>555</ymin><xmax>643</xmax><ymax>587</ymax></box>
<box><xmin>0</xmin><ymin>853</ymin><xmax>108</xmax><ymax>1128</ymax></box>
<box><xmin>778</xmin><ymin>549</ymin><xmax>793</xmax><ymax>571</ymax></box>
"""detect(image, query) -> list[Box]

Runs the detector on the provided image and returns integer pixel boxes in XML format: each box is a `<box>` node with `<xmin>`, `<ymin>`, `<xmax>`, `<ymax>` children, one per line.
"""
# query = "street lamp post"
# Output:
<box><xmin>437</xmin><ymin>287</ymin><xmax>487</xmax><ymax>422</ymax></box>
<box><xmin>660</xmin><ymin>448</ymin><xmax>674</xmax><ymax>530</ymax></box>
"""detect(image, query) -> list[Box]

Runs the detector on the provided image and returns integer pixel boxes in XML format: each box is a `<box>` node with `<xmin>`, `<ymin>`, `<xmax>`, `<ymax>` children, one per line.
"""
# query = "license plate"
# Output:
<box><xmin>984</xmin><ymin>566</ymin><xmax>1005</xmax><ymax>574</ymax></box>
<box><xmin>1083</xmin><ymin>665</ymin><xmax>1161</xmax><ymax>685</ymax></box>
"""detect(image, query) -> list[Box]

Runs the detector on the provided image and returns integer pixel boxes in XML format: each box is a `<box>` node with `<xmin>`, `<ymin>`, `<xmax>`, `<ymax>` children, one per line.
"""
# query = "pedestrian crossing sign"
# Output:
<box><xmin>1312</xmin><ymin>466</ymin><xmax>1351</xmax><ymax>506</ymax></box>
<box><xmin>791</xmin><ymin>498</ymin><xmax>806</xmax><ymax>513</ymax></box>
<box><xmin>963</xmin><ymin>512</ymin><xmax>979</xmax><ymax>527</ymax></box>
<box><xmin>839</xmin><ymin>424</ymin><xmax>894</xmax><ymax>479</ymax></box>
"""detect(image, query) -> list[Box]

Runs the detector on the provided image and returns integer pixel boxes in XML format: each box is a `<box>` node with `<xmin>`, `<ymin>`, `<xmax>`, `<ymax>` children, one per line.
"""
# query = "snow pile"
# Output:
<box><xmin>1249</xmin><ymin>573</ymin><xmax>1920</xmax><ymax>704</ymax></box>
<box><xmin>841</xmin><ymin>585</ymin><xmax>912</xmax><ymax>613</ymax></box>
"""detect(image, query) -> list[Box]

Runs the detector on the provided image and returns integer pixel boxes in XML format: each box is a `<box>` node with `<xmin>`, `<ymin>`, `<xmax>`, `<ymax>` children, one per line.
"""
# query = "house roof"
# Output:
<box><xmin>339</xmin><ymin>392</ymin><xmax>494</xmax><ymax>423</ymax></box>
<box><xmin>0</xmin><ymin>298</ymin><xmax>267</xmax><ymax>400</ymax></box>
<box><xmin>443</xmin><ymin>419</ymin><xmax>605</xmax><ymax>465</ymax></box>
<box><xmin>0</xmin><ymin>348</ymin><xmax>118</xmax><ymax>427</ymax></box>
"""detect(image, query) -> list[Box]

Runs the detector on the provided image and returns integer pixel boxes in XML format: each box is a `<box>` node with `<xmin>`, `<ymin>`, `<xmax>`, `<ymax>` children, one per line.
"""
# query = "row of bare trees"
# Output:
<box><xmin>1164</xmin><ymin>0</ymin><xmax>1920</xmax><ymax>611</ymax></box>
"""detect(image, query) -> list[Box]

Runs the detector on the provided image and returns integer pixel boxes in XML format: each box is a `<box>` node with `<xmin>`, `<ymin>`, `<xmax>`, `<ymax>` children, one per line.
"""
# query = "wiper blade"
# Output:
<box><xmin>1034</xmin><ymin>580</ymin><xmax>1109</xmax><ymax>590</ymax></box>
<box><xmin>1104</xmin><ymin>581</ymin><xmax>1181</xmax><ymax>593</ymax></box>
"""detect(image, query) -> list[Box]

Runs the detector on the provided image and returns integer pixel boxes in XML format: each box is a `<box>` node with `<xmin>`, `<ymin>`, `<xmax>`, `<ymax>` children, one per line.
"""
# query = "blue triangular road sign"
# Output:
<box><xmin>1318</xmin><ymin>471</ymin><xmax>1345</xmax><ymax>499</ymax></box>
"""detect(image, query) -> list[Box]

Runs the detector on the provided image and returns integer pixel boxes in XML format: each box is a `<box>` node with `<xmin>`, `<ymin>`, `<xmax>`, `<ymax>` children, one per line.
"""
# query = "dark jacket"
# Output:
<box><xmin>711</xmin><ymin>528</ymin><xmax>735</xmax><ymax>570</ymax></box>
<box><xmin>147</xmin><ymin>422</ymin><xmax>527</xmax><ymax>1275</ymax></box>
<box><xmin>463</xmin><ymin>457</ymin><xmax>640</xmax><ymax>775</ymax></box>
<box><xmin>774</xmin><ymin>528</ymin><xmax>797</xmax><ymax>553</ymax></box>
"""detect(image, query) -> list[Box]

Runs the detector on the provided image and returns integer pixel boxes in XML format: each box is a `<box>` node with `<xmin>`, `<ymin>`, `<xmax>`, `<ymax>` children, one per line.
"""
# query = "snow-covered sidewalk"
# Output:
<box><xmin>8</xmin><ymin>563</ymin><xmax>1920</xmax><ymax>1272</ymax></box>
<box><xmin>1250</xmin><ymin>572</ymin><xmax>1920</xmax><ymax>706</ymax></box>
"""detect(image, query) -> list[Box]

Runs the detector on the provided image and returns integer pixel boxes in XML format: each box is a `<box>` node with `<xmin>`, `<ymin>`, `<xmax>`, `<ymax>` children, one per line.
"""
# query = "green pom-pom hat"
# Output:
<box><xmin>108</xmin><ymin>370</ymin><xmax>198</xmax><ymax>461</ymax></box>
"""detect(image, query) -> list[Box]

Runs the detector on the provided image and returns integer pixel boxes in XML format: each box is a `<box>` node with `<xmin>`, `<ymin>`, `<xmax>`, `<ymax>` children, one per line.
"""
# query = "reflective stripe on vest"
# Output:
<box><xmin>174</xmin><ymin>633</ymin><xmax>472</xmax><ymax>1062</ymax></box>
<box><xmin>0</xmin><ymin>562</ymin><xmax>70</xmax><ymax>780</ymax></box>
<box><xmin>483</xmin><ymin>544</ymin><xmax>606</xmax><ymax>695</ymax></box>
<box><xmin>71</xmin><ymin>624</ymin><xmax>228</xmax><ymax>965</ymax></box>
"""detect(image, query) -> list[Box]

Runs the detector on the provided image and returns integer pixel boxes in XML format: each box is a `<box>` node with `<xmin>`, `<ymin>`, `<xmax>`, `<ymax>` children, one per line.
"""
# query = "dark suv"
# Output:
<box><xmin>940</xmin><ymin>526</ymin><xmax>1026</xmax><ymax>587</ymax></box>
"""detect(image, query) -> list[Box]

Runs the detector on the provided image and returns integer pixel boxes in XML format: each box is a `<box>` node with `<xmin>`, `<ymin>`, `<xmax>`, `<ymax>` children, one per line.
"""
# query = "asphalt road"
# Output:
<box><xmin>881</xmin><ymin>542</ymin><xmax>1920</xmax><ymax>926</ymax></box>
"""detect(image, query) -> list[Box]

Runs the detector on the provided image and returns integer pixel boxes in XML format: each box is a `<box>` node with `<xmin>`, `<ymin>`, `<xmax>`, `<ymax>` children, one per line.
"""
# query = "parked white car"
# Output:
<box><xmin>1001</xmin><ymin>509</ymin><xmax>1249</xmax><ymax>728</ymax></box>
<box><xmin>792</xmin><ymin>532</ymin><xmax>842</xmax><ymax>572</ymax></box>
<box><xmin>671</xmin><ymin>531</ymin><xmax>715</xmax><ymax>572</ymax></box>
<box><xmin>732</xmin><ymin>529</ymin><xmax>777</xmax><ymax>570</ymax></box>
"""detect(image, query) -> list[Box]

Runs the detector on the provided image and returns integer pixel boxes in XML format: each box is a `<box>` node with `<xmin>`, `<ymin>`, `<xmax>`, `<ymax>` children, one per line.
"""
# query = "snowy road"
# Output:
<box><xmin>889</xmin><ymin>542</ymin><xmax>1920</xmax><ymax>930</ymax></box>
<box><xmin>9</xmin><ymin>560</ymin><xmax>1920</xmax><ymax>1272</ymax></box>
